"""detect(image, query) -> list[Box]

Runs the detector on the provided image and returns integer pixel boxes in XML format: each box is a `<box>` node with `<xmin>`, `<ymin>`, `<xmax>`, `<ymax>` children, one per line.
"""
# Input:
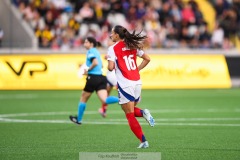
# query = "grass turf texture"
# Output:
<box><xmin>0</xmin><ymin>89</ymin><xmax>240</xmax><ymax>160</ymax></box>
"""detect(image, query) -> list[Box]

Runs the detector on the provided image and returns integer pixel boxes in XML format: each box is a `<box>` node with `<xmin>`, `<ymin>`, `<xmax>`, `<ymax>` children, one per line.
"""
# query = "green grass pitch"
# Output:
<box><xmin>0</xmin><ymin>89</ymin><xmax>240</xmax><ymax>160</ymax></box>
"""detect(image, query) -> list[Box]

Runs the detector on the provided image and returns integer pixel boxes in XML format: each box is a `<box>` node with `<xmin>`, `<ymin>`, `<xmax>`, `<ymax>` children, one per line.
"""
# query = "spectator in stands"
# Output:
<box><xmin>11</xmin><ymin>0</ymin><xmax>240</xmax><ymax>49</ymax></box>
<box><xmin>212</xmin><ymin>0</ymin><xmax>230</xmax><ymax>19</ymax></box>
<box><xmin>36</xmin><ymin>25</ymin><xmax>53</xmax><ymax>48</ymax></box>
<box><xmin>51</xmin><ymin>37</ymin><xmax>60</xmax><ymax>50</ymax></box>
<box><xmin>199</xmin><ymin>22</ymin><xmax>212</xmax><ymax>49</ymax></box>
<box><xmin>78</xmin><ymin>2</ymin><xmax>101</xmax><ymax>39</ymax></box>
<box><xmin>44</xmin><ymin>11</ymin><xmax>55</xmax><ymax>29</ymax></box>
<box><xmin>144</xmin><ymin>6</ymin><xmax>161</xmax><ymax>48</ymax></box>
<box><xmin>211</xmin><ymin>0</ymin><xmax>240</xmax><ymax>49</ymax></box>
<box><xmin>181</xmin><ymin>2</ymin><xmax>195</xmax><ymax>24</ymax></box>
<box><xmin>190</xmin><ymin>0</ymin><xmax>204</xmax><ymax>25</ymax></box>
<box><xmin>219</xmin><ymin>7</ymin><xmax>238</xmax><ymax>49</ymax></box>
<box><xmin>21</xmin><ymin>1</ymin><xmax>36</xmax><ymax>23</ymax></box>
<box><xmin>158</xmin><ymin>1</ymin><xmax>172</xmax><ymax>25</ymax></box>
<box><xmin>179</xmin><ymin>24</ymin><xmax>193</xmax><ymax>48</ymax></box>
<box><xmin>50</xmin><ymin>0</ymin><xmax>68</xmax><ymax>10</ymax></box>
<box><xmin>30</xmin><ymin>10</ymin><xmax>45</xmax><ymax>30</ymax></box>
<box><xmin>211</xmin><ymin>21</ymin><xmax>224</xmax><ymax>48</ymax></box>
<box><xmin>12</xmin><ymin>0</ymin><xmax>29</xmax><ymax>8</ymax></box>
<box><xmin>36</xmin><ymin>0</ymin><xmax>48</xmax><ymax>17</ymax></box>
<box><xmin>60</xmin><ymin>36</ymin><xmax>71</xmax><ymax>51</ymax></box>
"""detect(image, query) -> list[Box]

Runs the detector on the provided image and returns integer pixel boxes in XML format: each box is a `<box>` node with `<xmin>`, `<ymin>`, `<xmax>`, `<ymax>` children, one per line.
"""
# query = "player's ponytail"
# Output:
<box><xmin>113</xmin><ymin>25</ymin><xmax>147</xmax><ymax>50</ymax></box>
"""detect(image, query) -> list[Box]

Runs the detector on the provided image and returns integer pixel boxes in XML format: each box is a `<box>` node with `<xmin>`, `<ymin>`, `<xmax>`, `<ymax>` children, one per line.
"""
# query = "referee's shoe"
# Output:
<box><xmin>69</xmin><ymin>115</ymin><xmax>82</xmax><ymax>125</ymax></box>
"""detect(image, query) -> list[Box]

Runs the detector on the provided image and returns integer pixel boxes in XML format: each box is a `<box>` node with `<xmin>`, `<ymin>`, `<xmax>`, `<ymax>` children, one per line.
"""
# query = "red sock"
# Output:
<box><xmin>134</xmin><ymin>107</ymin><xmax>143</xmax><ymax>117</ymax></box>
<box><xmin>126</xmin><ymin>113</ymin><xmax>145</xmax><ymax>142</ymax></box>
<box><xmin>102</xmin><ymin>103</ymin><xmax>107</xmax><ymax>113</ymax></box>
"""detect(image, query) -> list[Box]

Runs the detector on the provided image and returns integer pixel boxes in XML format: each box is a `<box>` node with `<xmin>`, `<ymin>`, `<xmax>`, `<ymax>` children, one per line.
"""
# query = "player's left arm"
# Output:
<box><xmin>137</xmin><ymin>51</ymin><xmax>151</xmax><ymax>71</ymax></box>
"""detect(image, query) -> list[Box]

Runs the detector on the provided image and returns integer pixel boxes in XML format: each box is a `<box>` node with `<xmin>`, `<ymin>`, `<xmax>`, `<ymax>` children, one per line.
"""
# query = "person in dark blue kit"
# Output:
<box><xmin>69</xmin><ymin>37</ymin><xmax>119</xmax><ymax>125</ymax></box>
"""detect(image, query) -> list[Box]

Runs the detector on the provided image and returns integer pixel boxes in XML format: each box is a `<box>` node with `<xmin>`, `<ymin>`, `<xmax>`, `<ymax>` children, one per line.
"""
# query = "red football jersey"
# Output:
<box><xmin>108</xmin><ymin>41</ymin><xmax>144</xmax><ymax>88</ymax></box>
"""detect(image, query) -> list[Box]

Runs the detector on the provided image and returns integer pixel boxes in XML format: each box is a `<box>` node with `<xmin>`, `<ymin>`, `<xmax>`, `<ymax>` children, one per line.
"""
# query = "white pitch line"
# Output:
<box><xmin>0</xmin><ymin>112</ymin><xmax>72</xmax><ymax>118</ymax></box>
<box><xmin>0</xmin><ymin>112</ymin><xmax>240</xmax><ymax>127</ymax></box>
<box><xmin>1</xmin><ymin>108</ymin><xmax>240</xmax><ymax>118</ymax></box>
<box><xmin>0</xmin><ymin>118</ymin><xmax>240</xmax><ymax>127</ymax></box>
<box><xmin>1</xmin><ymin>112</ymin><xmax>240</xmax><ymax>121</ymax></box>
<box><xmin>0</xmin><ymin>111</ymin><xmax>124</xmax><ymax>118</ymax></box>
<box><xmin>156</xmin><ymin>123</ymin><xmax>240</xmax><ymax>127</ymax></box>
<box><xmin>0</xmin><ymin>94</ymin><xmax>38</xmax><ymax>99</ymax></box>
<box><xmin>106</xmin><ymin>118</ymin><xmax>240</xmax><ymax>122</ymax></box>
<box><xmin>154</xmin><ymin>117</ymin><xmax>240</xmax><ymax>121</ymax></box>
<box><xmin>152</xmin><ymin>109</ymin><xmax>240</xmax><ymax>113</ymax></box>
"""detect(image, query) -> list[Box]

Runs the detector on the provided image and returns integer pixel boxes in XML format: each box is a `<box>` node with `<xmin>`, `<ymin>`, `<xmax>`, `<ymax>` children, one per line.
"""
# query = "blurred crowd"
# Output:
<box><xmin>11</xmin><ymin>0</ymin><xmax>240</xmax><ymax>50</ymax></box>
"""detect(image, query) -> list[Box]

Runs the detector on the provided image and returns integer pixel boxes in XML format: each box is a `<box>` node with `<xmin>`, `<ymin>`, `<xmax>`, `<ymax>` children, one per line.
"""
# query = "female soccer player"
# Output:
<box><xmin>69</xmin><ymin>37</ymin><xmax>119</xmax><ymax>125</ymax></box>
<box><xmin>99</xmin><ymin>39</ymin><xmax>118</xmax><ymax>117</ymax></box>
<box><xmin>107</xmin><ymin>25</ymin><xmax>155</xmax><ymax>148</ymax></box>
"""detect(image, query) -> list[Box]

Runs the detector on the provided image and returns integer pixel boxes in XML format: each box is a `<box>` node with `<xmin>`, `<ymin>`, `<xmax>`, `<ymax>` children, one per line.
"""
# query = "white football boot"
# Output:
<box><xmin>143</xmin><ymin>109</ymin><xmax>155</xmax><ymax>127</ymax></box>
<box><xmin>137</xmin><ymin>141</ymin><xmax>149</xmax><ymax>148</ymax></box>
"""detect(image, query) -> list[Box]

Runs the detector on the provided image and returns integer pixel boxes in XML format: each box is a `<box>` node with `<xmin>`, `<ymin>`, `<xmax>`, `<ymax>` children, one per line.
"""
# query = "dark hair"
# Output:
<box><xmin>86</xmin><ymin>37</ymin><xmax>97</xmax><ymax>47</ymax></box>
<box><xmin>113</xmin><ymin>25</ymin><xmax>147</xmax><ymax>50</ymax></box>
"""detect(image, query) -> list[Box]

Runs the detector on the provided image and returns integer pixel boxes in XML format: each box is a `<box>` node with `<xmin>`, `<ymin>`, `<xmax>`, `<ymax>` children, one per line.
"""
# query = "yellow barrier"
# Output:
<box><xmin>0</xmin><ymin>54</ymin><xmax>87</xmax><ymax>90</ymax></box>
<box><xmin>0</xmin><ymin>54</ymin><xmax>231</xmax><ymax>90</ymax></box>
<box><xmin>140</xmin><ymin>54</ymin><xmax>231</xmax><ymax>89</ymax></box>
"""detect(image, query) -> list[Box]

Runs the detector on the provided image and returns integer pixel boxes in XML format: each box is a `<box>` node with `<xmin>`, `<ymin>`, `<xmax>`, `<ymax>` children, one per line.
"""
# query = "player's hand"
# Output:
<box><xmin>83</xmin><ymin>68</ymin><xmax>88</xmax><ymax>75</ymax></box>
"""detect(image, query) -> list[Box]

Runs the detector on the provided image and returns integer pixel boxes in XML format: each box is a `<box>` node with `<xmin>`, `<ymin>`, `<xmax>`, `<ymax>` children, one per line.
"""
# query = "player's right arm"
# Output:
<box><xmin>107</xmin><ymin>46</ymin><xmax>115</xmax><ymax>71</ymax></box>
<box><xmin>108</xmin><ymin>60</ymin><xmax>115</xmax><ymax>71</ymax></box>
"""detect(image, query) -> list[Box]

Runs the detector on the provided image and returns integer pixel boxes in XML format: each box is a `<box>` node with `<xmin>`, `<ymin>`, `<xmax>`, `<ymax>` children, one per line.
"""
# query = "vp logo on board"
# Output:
<box><xmin>5</xmin><ymin>61</ymin><xmax>47</xmax><ymax>76</ymax></box>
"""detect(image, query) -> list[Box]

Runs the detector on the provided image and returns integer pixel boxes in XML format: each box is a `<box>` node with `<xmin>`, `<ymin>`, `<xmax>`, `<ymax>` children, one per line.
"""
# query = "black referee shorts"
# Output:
<box><xmin>83</xmin><ymin>74</ymin><xmax>107</xmax><ymax>93</ymax></box>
